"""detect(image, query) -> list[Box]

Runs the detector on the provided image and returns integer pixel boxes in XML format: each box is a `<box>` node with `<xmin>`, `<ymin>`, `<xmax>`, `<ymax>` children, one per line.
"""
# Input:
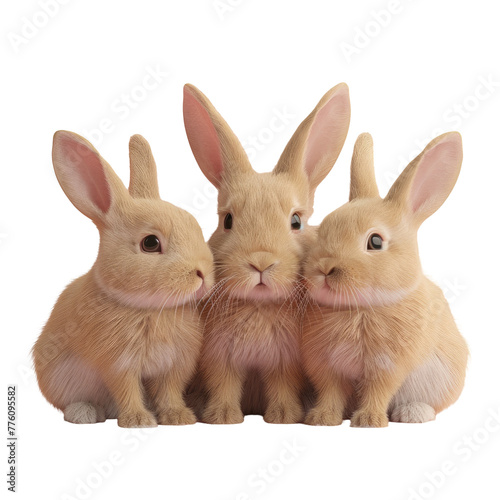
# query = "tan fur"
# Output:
<box><xmin>302</xmin><ymin>132</ymin><xmax>469</xmax><ymax>427</ymax></box>
<box><xmin>33</xmin><ymin>132</ymin><xmax>214</xmax><ymax>427</ymax></box>
<box><xmin>183</xmin><ymin>84</ymin><xmax>350</xmax><ymax>423</ymax></box>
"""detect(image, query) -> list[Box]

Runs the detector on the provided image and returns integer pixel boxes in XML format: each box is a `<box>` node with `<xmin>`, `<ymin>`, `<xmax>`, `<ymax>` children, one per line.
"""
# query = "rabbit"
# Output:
<box><xmin>183</xmin><ymin>83</ymin><xmax>351</xmax><ymax>423</ymax></box>
<box><xmin>301</xmin><ymin>132</ymin><xmax>469</xmax><ymax>427</ymax></box>
<box><xmin>33</xmin><ymin>131</ymin><xmax>214</xmax><ymax>427</ymax></box>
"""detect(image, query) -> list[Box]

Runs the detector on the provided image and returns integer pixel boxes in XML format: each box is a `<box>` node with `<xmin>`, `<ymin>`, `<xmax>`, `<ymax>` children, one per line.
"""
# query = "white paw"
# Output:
<box><xmin>391</xmin><ymin>402</ymin><xmax>436</xmax><ymax>423</ymax></box>
<box><xmin>64</xmin><ymin>402</ymin><xmax>105</xmax><ymax>424</ymax></box>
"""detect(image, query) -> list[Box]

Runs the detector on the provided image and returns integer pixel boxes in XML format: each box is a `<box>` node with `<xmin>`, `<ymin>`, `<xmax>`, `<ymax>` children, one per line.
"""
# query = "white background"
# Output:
<box><xmin>2</xmin><ymin>1</ymin><xmax>499</xmax><ymax>499</ymax></box>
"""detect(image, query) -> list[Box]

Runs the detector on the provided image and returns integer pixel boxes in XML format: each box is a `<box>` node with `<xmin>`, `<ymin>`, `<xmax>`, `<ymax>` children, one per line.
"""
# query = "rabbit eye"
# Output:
<box><xmin>291</xmin><ymin>213</ymin><xmax>302</xmax><ymax>231</ymax></box>
<box><xmin>224</xmin><ymin>213</ymin><xmax>233</xmax><ymax>230</ymax></box>
<box><xmin>141</xmin><ymin>235</ymin><xmax>161</xmax><ymax>253</ymax></box>
<box><xmin>367</xmin><ymin>233</ymin><xmax>384</xmax><ymax>251</ymax></box>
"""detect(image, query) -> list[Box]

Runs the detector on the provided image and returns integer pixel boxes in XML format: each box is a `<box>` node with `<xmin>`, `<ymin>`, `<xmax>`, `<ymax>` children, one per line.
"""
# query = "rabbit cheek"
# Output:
<box><xmin>356</xmin><ymin>284</ymin><xmax>420</xmax><ymax>308</ymax></box>
<box><xmin>310</xmin><ymin>285</ymin><xmax>354</xmax><ymax>309</ymax></box>
<box><xmin>94</xmin><ymin>268</ymin><xmax>196</xmax><ymax>309</ymax></box>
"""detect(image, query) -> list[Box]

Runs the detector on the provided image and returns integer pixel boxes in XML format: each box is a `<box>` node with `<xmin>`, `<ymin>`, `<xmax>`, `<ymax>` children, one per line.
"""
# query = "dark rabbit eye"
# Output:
<box><xmin>224</xmin><ymin>213</ymin><xmax>233</xmax><ymax>230</ymax></box>
<box><xmin>367</xmin><ymin>233</ymin><xmax>384</xmax><ymax>251</ymax></box>
<box><xmin>291</xmin><ymin>213</ymin><xmax>302</xmax><ymax>231</ymax></box>
<box><xmin>141</xmin><ymin>235</ymin><xmax>161</xmax><ymax>253</ymax></box>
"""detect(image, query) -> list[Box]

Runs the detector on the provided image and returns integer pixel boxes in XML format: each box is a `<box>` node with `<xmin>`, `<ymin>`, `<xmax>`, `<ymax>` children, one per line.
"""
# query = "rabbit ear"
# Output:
<box><xmin>183</xmin><ymin>84</ymin><xmax>253</xmax><ymax>188</ymax></box>
<box><xmin>52</xmin><ymin>131</ymin><xmax>129</xmax><ymax>223</ymax></box>
<box><xmin>274</xmin><ymin>83</ymin><xmax>350</xmax><ymax>192</ymax></box>
<box><xmin>128</xmin><ymin>134</ymin><xmax>160</xmax><ymax>199</ymax></box>
<box><xmin>349</xmin><ymin>133</ymin><xmax>380</xmax><ymax>201</ymax></box>
<box><xmin>385</xmin><ymin>132</ymin><xmax>463</xmax><ymax>224</ymax></box>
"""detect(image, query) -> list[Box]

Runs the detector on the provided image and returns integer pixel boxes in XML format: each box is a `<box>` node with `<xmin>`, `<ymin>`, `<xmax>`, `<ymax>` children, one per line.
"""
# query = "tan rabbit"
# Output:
<box><xmin>183</xmin><ymin>83</ymin><xmax>351</xmax><ymax>423</ymax></box>
<box><xmin>302</xmin><ymin>132</ymin><xmax>469</xmax><ymax>427</ymax></box>
<box><xmin>33</xmin><ymin>132</ymin><xmax>214</xmax><ymax>427</ymax></box>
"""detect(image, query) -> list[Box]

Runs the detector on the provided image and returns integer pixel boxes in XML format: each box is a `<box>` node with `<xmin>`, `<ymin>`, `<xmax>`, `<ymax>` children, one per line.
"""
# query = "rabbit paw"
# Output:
<box><xmin>264</xmin><ymin>402</ymin><xmax>303</xmax><ymax>424</ymax></box>
<box><xmin>64</xmin><ymin>402</ymin><xmax>105</xmax><ymax>424</ymax></box>
<box><xmin>350</xmin><ymin>410</ymin><xmax>389</xmax><ymax>428</ymax></box>
<box><xmin>118</xmin><ymin>411</ymin><xmax>157</xmax><ymax>428</ymax></box>
<box><xmin>157</xmin><ymin>406</ymin><xmax>197</xmax><ymax>425</ymax></box>
<box><xmin>391</xmin><ymin>403</ymin><xmax>436</xmax><ymax>423</ymax></box>
<box><xmin>304</xmin><ymin>408</ymin><xmax>343</xmax><ymax>426</ymax></box>
<box><xmin>203</xmin><ymin>404</ymin><xmax>244</xmax><ymax>424</ymax></box>
<box><xmin>95</xmin><ymin>405</ymin><xmax>106</xmax><ymax>422</ymax></box>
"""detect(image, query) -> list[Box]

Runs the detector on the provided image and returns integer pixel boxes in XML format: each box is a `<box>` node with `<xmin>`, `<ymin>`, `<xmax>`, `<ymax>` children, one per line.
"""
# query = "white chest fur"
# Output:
<box><xmin>209</xmin><ymin>303</ymin><xmax>300</xmax><ymax>371</ymax></box>
<box><xmin>114</xmin><ymin>342</ymin><xmax>178</xmax><ymax>378</ymax></box>
<box><xmin>329</xmin><ymin>342</ymin><xmax>364</xmax><ymax>380</ymax></box>
<box><xmin>329</xmin><ymin>342</ymin><xmax>396</xmax><ymax>381</ymax></box>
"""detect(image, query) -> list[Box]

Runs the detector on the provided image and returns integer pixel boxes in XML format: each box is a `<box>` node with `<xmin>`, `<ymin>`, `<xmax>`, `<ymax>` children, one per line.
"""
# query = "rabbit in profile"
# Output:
<box><xmin>302</xmin><ymin>132</ymin><xmax>468</xmax><ymax>427</ymax></box>
<box><xmin>183</xmin><ymin>83</ymin><xmax>350</xmax><ymax>423</ymax></box>
<box><xmin>33</xmin><ymin>132</ymin><xmax>214</xmax><ymax>427</ymax></box>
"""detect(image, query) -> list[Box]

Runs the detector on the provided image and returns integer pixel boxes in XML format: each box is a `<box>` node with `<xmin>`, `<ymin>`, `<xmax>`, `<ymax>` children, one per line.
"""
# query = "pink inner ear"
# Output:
<box><xmin>183</xmin><ymin>88</ymin><xmax>224</xmax><ymax>186</ymax></box>
<box><xmin>410</xmin><ymin>137</ymin><xmax>462</xmax><ymax>214</ymax></box>
<box><xmin>60</xmin><ymin>136</ymin><xmax>111</xmax><ymax>214</ymax></box>
<box><xmin>303</xmin><ymin>86</ymin><xmax>350</xmax><ymax>178</ymax></box>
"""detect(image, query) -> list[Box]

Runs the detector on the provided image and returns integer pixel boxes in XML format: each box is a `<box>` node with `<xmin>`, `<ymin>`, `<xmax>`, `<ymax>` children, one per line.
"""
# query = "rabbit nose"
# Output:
<box><xmin>325</xmin><ymin>267</ymin><xmax>343</xmax><ymax>280</ymax></box>
<box><xmin>249</xmin><ymin>263</ymin><xmax>275</xmax><ymax>274</ymax></box>
<box><xmin>196</xmin><ymin>270</ymin><xmax>204</xmax><ymax>280</ymax></box>
<box><xmin>318</xmin><ymin>258</ymin><xmax>338</xmax><ymax>277</ymax></box>
<box><xmin>248</xmin><ymin>252</ymin><xmax>278</xmax><ymax>275</ymax></box>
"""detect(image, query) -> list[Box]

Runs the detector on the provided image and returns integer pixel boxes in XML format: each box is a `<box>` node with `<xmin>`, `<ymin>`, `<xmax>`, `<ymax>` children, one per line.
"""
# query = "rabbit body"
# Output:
<box><xmin>33</xmin><ymin>132</ymin><xmax>213</xmax><ymax>427</ymax></box>
<box><xmin>183</xmin><ymin>84</ymin><xmax>351</xmax><ymax>423</ymax></box>
<box><xmin>302</xmin><ymin>133</ymin><xmax>469</xmax><ymax>427</ymax></box>
<box><xmin>196</xmin><ymin>171</ymin><xmax>312</xmax><ymax>424</ymax></box>
<box><xmin>303</xmin><ymin>276</ymin><xmax>468</xmax><ymax>427</ymax></box>
<box><xmin>201</xmin><ymin>295</ymin><xmax>304</xmax><ymax>423</ymax></box>
<box><xmin>35</xmin><ymin>271</ymin><xmax>203</xmax><ymax>426</ymax></box>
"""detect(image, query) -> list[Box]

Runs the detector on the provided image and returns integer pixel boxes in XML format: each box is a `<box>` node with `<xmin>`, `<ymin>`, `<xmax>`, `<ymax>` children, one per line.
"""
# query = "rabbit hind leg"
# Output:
<box><xmin>388</xmin><ymin>353</ymin><xmax>454</xmax><ymax>423</ymax></box>
<box><xmin>41</xmin><ymin>355</ymin><xmax>115</xmax><ymax>423</ymax></box>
